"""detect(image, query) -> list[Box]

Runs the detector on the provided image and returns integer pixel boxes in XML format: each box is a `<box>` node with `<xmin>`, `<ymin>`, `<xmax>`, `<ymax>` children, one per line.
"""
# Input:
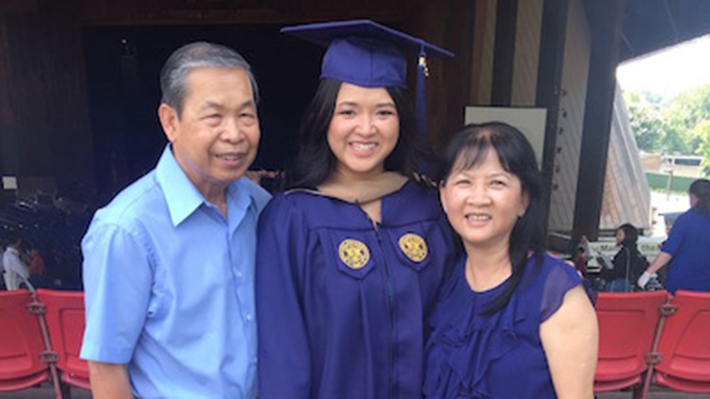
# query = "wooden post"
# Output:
<box><xmin>572</xmin><ymin>0</ymin><xmax>626</xmax><ymax>242</ymax></box>
<box><xmin>535</xmin><ymin>0</ymin><xmax>570</xmax><ymax>235</ymax></box>
<box><xmin>491</xmin><ymin>0</ymin><xmax>519</xmax><ymax>106</ymax></box>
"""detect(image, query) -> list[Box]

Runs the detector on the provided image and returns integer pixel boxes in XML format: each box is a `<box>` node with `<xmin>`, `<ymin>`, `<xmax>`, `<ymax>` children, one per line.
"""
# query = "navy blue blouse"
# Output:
<box><xmin>424</xmin><ymin>253</ymin><xmax>588</xmax><ymax>398</ymax></box>
<box><xmin>256</xmin><ymin>181</ymin><xmax>459</xmax><ymax>399</ymax></box>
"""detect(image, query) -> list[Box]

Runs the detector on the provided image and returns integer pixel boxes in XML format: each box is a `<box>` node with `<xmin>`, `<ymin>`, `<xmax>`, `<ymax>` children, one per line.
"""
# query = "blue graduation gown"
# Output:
<box><xmin>256</xmin><ymin>181</ymin><xmax>458</xmax><ymax>399</ymax></box>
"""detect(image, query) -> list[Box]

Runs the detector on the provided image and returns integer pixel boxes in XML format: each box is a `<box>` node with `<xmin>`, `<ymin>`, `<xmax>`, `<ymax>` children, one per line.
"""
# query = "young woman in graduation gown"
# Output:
<box><xmin>255</xmin><ymin>21</ymin><xmax>459</xmax><ymax>399</ymax></box>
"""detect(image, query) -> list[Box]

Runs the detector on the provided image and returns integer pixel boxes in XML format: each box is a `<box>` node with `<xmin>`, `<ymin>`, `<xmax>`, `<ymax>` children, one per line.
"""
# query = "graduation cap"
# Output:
<box><xmin>281</xmin><ymin>19</ymin><xmax>454</xmax><ymax>144</ymax></box>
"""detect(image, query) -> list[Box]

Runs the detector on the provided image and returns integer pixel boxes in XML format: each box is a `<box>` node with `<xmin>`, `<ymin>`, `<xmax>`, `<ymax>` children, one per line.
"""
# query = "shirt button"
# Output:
<box><xmin>236</xmin><ymin>271</ymin><xmax>243</xmax><ymax>279</ymax></box>
<box><xmin>246</xmin><ymin>313</ymin><xmax>253</xmax><ymax>321</ymax></box>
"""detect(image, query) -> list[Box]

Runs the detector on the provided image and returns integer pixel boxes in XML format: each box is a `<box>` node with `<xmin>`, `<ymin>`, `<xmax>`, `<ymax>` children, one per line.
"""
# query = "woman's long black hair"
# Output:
<box><xmin>438</xmin><ymin>122</ymin><xmax>545</xmax><ymax>314</ymax></box>
<box><xmin>617</xmin><ymin>223</ymin><xmax>639</xmax><ymax>247</ymax></box>
<box><xmin>284</xmin><ymin>78</ymin><xmax>422</xmax><ymax>190</ymax></box>
<box><xmin>689</xmin><ymin>178</ymin><xmax>710</xmax><ymax>216</ymax></box>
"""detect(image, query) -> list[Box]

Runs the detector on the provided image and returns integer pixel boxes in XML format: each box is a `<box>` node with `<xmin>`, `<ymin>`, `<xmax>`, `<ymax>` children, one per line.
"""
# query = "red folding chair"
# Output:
<box><xmin>0</xmin><ymin>289</ymin><xmax>61</xmax><ymax>397</ymax></box>
<box><xmin>653</xmin><ymin>290</ymin><xmax>710</xmax><ymax>393</ymax></box>
<box><xmin>594</xmin><ymin>291</ymin><xmax>669</xmax><ymax>398</ymax></box>
<box><xmin>36</xmin><ymin>289</ymin><xmax>91</xmax><ymax>391</ymax></box>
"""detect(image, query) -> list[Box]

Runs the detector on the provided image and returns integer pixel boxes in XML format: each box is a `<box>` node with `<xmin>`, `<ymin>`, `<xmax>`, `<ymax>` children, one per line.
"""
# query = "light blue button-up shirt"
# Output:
<box><xmin>81</xmin><ymin>145</ymin><xmax>270</xmax><ymax>398</ymax></box>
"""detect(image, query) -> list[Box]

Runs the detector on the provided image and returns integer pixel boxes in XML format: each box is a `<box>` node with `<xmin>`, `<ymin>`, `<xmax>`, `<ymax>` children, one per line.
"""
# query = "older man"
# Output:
<box><xmin>80</xmin><ymin>42</ymin><xmax>269</xmax><ymax>399</ymax></box>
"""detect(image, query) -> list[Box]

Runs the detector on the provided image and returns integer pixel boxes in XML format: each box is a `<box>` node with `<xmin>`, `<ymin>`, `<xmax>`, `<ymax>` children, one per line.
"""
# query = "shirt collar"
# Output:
<box><xmin>229</xmin><ymin>178</ymin><xmax>257</xmax><ymax>212</ymax></box>
<box><xmin>156</xmin><ymin>145</ymin><xmax>207</xmax><ymax>226</ymax></box>
<box><xmin>155</xmin><ymin>145</ymin><xmax>257</xmax><ymax>227</ymax></box>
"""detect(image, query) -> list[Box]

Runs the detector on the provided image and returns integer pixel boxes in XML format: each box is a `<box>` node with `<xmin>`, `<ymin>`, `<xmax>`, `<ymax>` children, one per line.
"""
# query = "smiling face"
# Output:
<box><xmin>326</xmin><ymin>82</ymin><xmax>400</xmax><ymax>182</ymax></box>
<box><xmin>440</xmin><ymin>150</ymin><xmax>529</xmax><ymax>250</ymax></box>
<box><xmin>159</xmin><ymin>67</ymin><xmax>259</xmax><ymax>198</ymax></box>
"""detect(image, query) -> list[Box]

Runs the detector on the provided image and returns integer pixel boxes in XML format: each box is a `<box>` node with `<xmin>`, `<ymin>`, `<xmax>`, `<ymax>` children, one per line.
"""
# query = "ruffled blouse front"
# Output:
<box><xmin>424</xmin><ymin>254</ymin><xmax>586</xmax><ymax>399</ymax></box>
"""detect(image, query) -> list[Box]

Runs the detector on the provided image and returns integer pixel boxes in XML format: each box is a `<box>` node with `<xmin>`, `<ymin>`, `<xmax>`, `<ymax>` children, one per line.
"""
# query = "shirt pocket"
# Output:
<box><xmin>384</xmin><ymin>224</ymin><xmax>434</xmax><ymax>272</ymax></box>
<box><xmin>320</xmin><ymin>229</ymin><xmax>378</xmax><ymax>280</ymax></box>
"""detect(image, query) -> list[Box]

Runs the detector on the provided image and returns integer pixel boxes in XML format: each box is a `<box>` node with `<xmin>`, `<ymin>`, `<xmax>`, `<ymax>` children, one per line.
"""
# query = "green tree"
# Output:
<box><xmin>625</xmin><ymin>84</ymin><xmax>710</xmax><ymax>166</ymax></box>
<box><xmin>695</xmin><ymin>120</ymin><xmax>710</xmax><ymax>174</ymax></box>
<box><xmin>676</xmin><ymin>84</ymin><xmax>710</xmax><ymax>155</ymax></box>
<box><xmin>627</xmin><ymin>102</ymin><xmax>662</xmax><ymax>151</ymax></box>
<box><xmin>624</xmin><ymin>90</ymin><xmax>664</xmax><ymax>152</ymax></box>
<box><xmin>675</xmin><ymin>84</ymin><xmax>710</xmax><ymax>128</ymax></box>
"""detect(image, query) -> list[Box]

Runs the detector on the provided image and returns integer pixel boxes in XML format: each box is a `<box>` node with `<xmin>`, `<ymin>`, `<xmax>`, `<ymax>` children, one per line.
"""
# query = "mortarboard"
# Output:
<box><xmin>281</xmin><ymin>19</ymin><xmax>454</xmax><ymax>145</ymax></box>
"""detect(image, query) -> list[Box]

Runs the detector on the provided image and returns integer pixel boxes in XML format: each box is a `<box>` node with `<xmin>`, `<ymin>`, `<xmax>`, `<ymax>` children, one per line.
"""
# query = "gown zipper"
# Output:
<box><xmin>359</xmin><ymin>206</ymin><xmax>397</xmax><ymax>399</ymax></box>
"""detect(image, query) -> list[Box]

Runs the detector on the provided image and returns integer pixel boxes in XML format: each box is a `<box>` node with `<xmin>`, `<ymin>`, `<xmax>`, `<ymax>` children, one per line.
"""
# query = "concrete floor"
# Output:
<box><xmin>598</xmin><ymin>392</ymin><xmax>710</xmax><ymax>399</ymax></box>
<box><xmin>0</xmin><ymin>385</ymin><xmax>91</xmax><ymax>399</ymax></box>
<box><xmin>0</xmin><ymin>385</ymin><xmax>708</xmax><ymax>399</ymax></box>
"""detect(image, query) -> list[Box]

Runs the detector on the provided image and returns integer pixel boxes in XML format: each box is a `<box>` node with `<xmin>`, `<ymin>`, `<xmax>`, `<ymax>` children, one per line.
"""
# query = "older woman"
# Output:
<box><xmin>255</xmin><ymin>21</ymin><xmax>458</xmax><ymax>399</ymax></box>
<box><xmin>424</xmin><ymin>122</ymin><xmax>598</xmax><ymax>398</ymax></box>
<box><xmin>638</xmin><ymin>178</ymin><xmax>710</xmax><ymax>293</ymax></box>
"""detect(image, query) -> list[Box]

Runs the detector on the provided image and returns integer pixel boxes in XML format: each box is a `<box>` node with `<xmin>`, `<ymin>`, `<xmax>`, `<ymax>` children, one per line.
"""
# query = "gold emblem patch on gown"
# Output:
<box><xmin>399</xmin><ymin>233</ymin><xmax>428</xmax><ymax>262</ymax></box>
<box><xmin>339</xmin><ymin>239</ymin><xmax>371</xmax><ymax>269</ymax></box>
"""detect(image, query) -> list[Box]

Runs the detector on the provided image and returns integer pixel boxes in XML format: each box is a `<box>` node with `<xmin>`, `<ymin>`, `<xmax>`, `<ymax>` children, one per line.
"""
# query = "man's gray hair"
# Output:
<box><xmin>160</xmin><ymin>42</ymin><xmax>259</xmax><ymax>115</ymax></box>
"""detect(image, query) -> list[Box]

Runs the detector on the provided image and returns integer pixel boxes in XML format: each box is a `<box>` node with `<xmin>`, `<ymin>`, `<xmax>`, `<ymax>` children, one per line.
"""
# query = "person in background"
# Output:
<box><xmin>424</xmin><ymin>122</ymin><xmax>598</xmax><ymax>399</ymax></box>
<box><xmin>639</xmin><ymin>178</ymin><xmax>710</xmax><ymax>294</ymax></box>
<box><xmin>3</xmin><ymin>231</ymin><xmax>29</xmax><ymax>291</ymax></box>
<box><xmin>573</xmin><ymin>235</ymin><xmax>591</xmax><ymax>277</ymax></box>
<box><xmin>256</xmin><ymin>20</ymin><xmax>458</xmax><ymax>399</ymax></box>
<box><xmin>27</xmin><ymin>246</ymin><xmax>46</xmax><ymax>289</ymax></box>
<box><xmin>602</xmin><ymin>223</ymin><xmax>648</xmax><ymax>292</ymax></box>
<box><xmin>0</xmin><ymin>241</ymin><xmax>6</xmax><ymax>290</ymax></box>
<box><xmin>80</xmin><ymin>42</ymin><xmax>269</xmax><ymax>399</ymax></box>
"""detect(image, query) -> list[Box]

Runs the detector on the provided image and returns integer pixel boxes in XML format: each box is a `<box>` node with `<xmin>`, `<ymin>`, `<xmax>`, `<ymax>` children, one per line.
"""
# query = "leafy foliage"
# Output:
<box><xmin>625</xmin><ymin>84</ymin><xmax>710</xmax><ymax>174</ymax></box>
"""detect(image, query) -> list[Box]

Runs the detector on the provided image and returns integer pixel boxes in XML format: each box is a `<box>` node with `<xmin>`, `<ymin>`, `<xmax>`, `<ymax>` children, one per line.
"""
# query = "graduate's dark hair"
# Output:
<box><xmin>285</xmin><ymin>78</ymin><xmax>420</xmax><ymax>189</ymax></box>
<box><xmin>689</xmin><ymin>178</ymin><xmax>710</xmax><ymax>216</ymax></box>
<box><xmin>438</xmin><ymin>122</ymin><xmax>545</xmax><ymax>314</ymax></box>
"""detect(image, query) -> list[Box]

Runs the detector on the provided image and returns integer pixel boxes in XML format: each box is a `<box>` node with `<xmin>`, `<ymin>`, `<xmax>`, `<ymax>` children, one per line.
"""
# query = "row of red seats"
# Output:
<box><xmin>4</xmin><ymin>289</ymin><xmax>709</xmax><ymax>398</ymax></box>
<box><xmin>0</xmin><ymin>289</ymin><xmax>89</xmax><ymax>398</ymax></box>
<box><xmin>595</xmin><ymin>290</ymin><xmax>710</xmax><ymax>398</ymax></box>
